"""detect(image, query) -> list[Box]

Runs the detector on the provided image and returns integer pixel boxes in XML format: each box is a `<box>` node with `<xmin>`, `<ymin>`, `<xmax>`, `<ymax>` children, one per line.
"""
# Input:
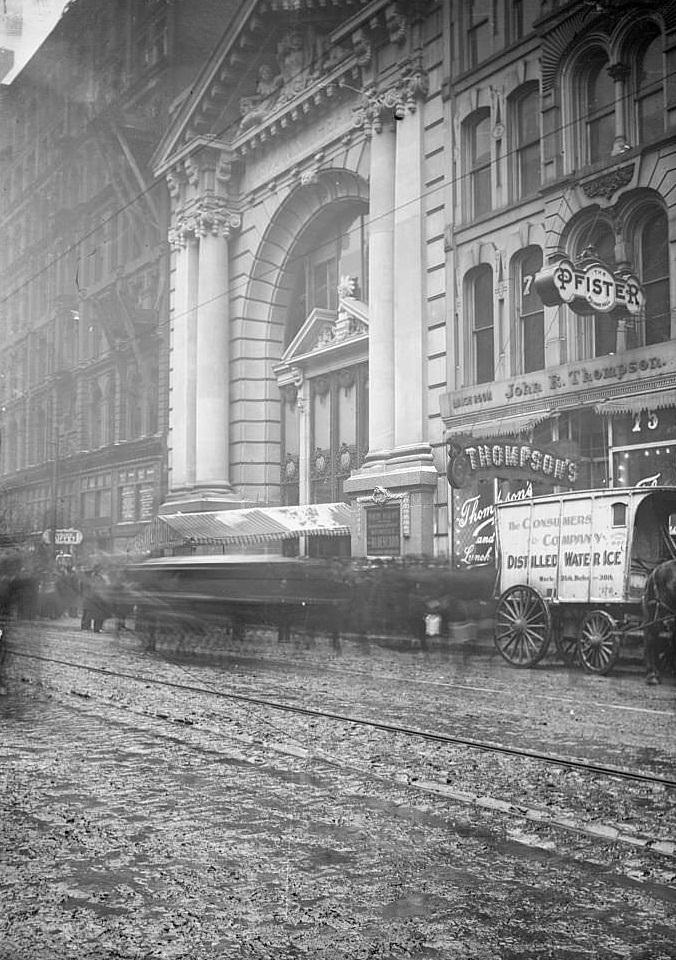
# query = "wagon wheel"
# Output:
<box><xmin>578</xmin><ymin>610</ymin><xmax>621</xmax><ymax>676</ymax></box>
<box><xmin>553</xmin><ymin>617</ymin><xmax>582</xmax><ymax>667</ymax></box>
<box><xmin>494</xmin><ymin>586</ymin><xmax>552</xmax><ymax>667</ymax></box>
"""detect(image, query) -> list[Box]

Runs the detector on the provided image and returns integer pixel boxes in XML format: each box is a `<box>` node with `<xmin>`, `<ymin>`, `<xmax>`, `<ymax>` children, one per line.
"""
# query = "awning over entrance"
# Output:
<box><xmin>134</xmin><ymin>503</ymin><xmax>354</xmax><ymax>553</ymax></box>
<box><xmin>595</xmin><ymin>390</ymin><xmax>676</xmax><ymax>416</ymax></box>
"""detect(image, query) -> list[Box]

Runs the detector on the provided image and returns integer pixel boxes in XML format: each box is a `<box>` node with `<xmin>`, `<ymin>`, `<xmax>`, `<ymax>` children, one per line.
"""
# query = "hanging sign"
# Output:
<box><xmin>534</xmin><ymin>258</ymin><xmax>645</xmax><ymax>315</ymax></box>
<box><xmin>447</xmin><ymin>440</ymin><xmax>580</xmax><ymax>488</ymax></box>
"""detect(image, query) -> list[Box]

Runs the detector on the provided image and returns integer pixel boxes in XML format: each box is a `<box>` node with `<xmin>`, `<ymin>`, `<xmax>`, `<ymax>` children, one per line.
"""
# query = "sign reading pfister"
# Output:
<box><xmin>534</xmin><ymin>258</ymin><xmax>645</xmax><ymax>315</ymax></box>
<box><xmin>495</xmin><ymin>493</ymin><xmax>627</xmax><ymax>603</ymax></box>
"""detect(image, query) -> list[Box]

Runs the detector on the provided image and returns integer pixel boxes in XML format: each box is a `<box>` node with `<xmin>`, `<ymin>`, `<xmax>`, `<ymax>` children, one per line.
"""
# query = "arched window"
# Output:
<box><xmin>635</xmin><ymin>31</ymin><xmax>664</xmax><ymax>143</ymax></box>
<box><xmin>463</xmin><ymin>108</ymin><xmax>492</xmax><ymax>220</ymax></box>
<box><xmin>466</xmin><ymin>264</ymin><xmax>494</xmax><ymax>384</ymax></box>
<box><xmin>512</xmin><ymin>246</ymin><xmax>544</xmax><ymax>373</ymax></box>
<box><xmin>286</xmin><ymin>204</ymin><xmax>368</xmax><ymax>346</ymax></box>
<box><xmin>585</xmin><ymin>52</ymin><xmax>615</xmax><ymax>164</ymax></box>
<box><xmin>511</xmin><ymin>83</ymin><xmax>540</xmax><ymax>199</ymax></box>
<box><xmin>635</xmin><ymin>208</ymin><xmax>670</xmax><ymax>345</ymax></box>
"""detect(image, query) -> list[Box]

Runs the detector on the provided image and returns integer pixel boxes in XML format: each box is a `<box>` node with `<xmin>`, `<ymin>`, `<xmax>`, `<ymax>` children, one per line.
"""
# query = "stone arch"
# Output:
<box><xmin>231</xmin><ymin>167</ymin><xmax>369</xmax><ymax>501</ymax></box>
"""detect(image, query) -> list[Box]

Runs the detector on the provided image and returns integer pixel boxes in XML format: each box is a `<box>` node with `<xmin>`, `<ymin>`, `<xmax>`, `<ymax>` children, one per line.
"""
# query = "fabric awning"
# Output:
<box><xmin>133</xmin><ymin>503</ymin><xmax>354</xmax><ymax>552</ymax></box>
<box><xmin>449</xmin><ymin>410</ymin><xmax>552</xmax><ymax>439</ymax></box>
<box><xmin>595</xmin><ymin>390</ymin><xmax>676</xmax><ymax>416</ymax></box>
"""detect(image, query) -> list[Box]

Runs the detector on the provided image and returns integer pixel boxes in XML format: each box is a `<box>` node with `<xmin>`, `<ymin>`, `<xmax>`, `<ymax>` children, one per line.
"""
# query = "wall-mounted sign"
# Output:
<box><xmin>42</xmin><ymin>528</ymin><xmax>84</xmax><ymax>546</ymax></box>
<box><xmin>448</xmin><ymin>441</ymin><xmax>580</xmax><ymax>487</ymax></box>
<box><xmin>366</xmin><ymin>505</ymin><xmax>401</xmax><ymax>556</ymax></box>
<box><xmin>534</xmin><ymin>258</ymin><xmax>645</xmax><ymax>316</ymax></box>
<box><xmin>440</xmin><ymin>342</ymin><xmax>676</xmax><ymax>419</ymax></box>
<box><xmin>453</xmin><ymin>481</ymin><xmax>533</xmax><ymax>569</ymax></box>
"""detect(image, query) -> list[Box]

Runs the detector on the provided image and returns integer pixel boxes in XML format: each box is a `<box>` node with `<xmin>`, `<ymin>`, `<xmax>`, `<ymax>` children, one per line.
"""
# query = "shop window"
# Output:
<box><xmin>466</xmin><ymin>264</ymin><xmax>494</xmax><ymax>385</ymax></box>
<box><xmin>635</xmin><ymin>30</ymin><xmax>664</xmax><ymax>144</ymax></box>
<box><xmin>512</xmin><ymin>246</ymin><xmax>544</xmax><ymax>373</ymax></box>
<box><xmin>463</xmin><ymin>108</ymin><xmax>492</xmax><ymax>220</ymax></box>
<box><xmin>511</xmin><ymin>83</ymin><xmax>540</xmax><ymax>199</ymax></box>
<box><xmin>635</xmin><ymin>208</ymin><xmax>670</xmax><ymax>345</ymax></box>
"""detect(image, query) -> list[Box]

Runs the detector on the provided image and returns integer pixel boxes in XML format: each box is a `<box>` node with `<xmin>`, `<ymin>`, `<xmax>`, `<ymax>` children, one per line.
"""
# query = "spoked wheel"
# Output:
<box><xmin>579</xmin><ymin>610</ymin><xmax>621</xmax><ymax>675</ymax></box>
<box><xmin>494</xmin><ymin>585</ymin><xmax>551</xmax><ymax>667</ymax></box>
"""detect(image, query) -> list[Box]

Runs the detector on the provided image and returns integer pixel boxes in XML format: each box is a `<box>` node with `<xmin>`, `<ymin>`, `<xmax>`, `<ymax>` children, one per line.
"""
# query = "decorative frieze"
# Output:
<box><xmin>581</xmin><ymin>164</ymin><xmax>634</xmax><ymax>201</ymax></box>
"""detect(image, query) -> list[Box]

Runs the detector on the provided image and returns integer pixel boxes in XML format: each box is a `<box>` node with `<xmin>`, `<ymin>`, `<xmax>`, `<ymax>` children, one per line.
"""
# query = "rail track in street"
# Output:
<box><xmin>6</xmin><ymin>629</ymin><xmax>676</xmax><ymax>882</ymax></box>
<box><xmin>9</xmin><ymin>647</ymin><xmax>676</xmax><ymax>791</ymax></box>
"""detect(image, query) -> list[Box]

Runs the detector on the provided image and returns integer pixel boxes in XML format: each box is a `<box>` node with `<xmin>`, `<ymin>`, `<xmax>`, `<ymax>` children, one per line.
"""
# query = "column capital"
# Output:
<box><xmin>170</xmin><ymin>195</ymin><xmax>241</xmax><ymax>246</ymax></box>
<box><xmin>352</xmin><ymin>55</ymin><xmax>428</xmax><ymax>134</ymax></box>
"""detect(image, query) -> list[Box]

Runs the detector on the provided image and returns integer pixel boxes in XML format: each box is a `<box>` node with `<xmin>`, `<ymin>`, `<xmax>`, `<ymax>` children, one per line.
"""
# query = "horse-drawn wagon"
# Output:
<box><xmin>493</xmin><ymin>487</ymin><xmax>676</xmax><ymax>674</ymax></box>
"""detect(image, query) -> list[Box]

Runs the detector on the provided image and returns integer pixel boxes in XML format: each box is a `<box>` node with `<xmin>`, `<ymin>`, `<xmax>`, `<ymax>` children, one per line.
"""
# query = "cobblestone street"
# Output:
<box><xmin>1</xmin><ymin>620</ymin><xmax>675</xmax><ymax>959</ymax></box>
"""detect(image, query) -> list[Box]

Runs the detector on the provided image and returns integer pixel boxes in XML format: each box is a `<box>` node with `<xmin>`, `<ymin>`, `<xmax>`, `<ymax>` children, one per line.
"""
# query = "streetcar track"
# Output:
<box><xmin>9</xmin><ymin>648</ymin><xmax>676</xmax><ymax>790</ymax></box>
<box><xmin>12</xmin><ymin>625</ymin><xmax>676</xmax><ymax>718</ymax></box>
<box><xmin>8</xmin><ymin>672</ymin><xmax>676</xmax><ymax>875</ymax></box>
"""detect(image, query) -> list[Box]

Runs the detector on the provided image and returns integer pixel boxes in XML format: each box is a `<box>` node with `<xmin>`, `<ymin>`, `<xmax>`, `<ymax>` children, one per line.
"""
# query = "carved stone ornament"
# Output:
<box><xmin>581</xmin><ymin>164</ymin><xmax>634</xmax><ymax>201</ymax></box>
<box><xmin>284</xmin><ymin>454</ymin><xmax>298</xmax><ymax>481</ymax></box>
<box><xmin>337</xmin><ymin>443</ymin><xmax>352</xmax><ymax>473</ymax></box>
<box><xmin>353</xmin><ymin>56</ymin><xmax>429</xmax><ymax>133</ymax></box>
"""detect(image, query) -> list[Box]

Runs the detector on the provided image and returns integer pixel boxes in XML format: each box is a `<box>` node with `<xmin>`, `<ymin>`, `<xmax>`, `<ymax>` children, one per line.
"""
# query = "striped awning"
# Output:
<box><xmin>448</xmin><ymin>410</ymin><xmax>552</xmax><ymax>439</ymax></box>
<box><xmin>132</xmin><ymin>502</ymin><xmax>354</xmax><ymax>553</ymax></box>
<box><xmin>595</xmin><ymin>390</ymin><xmax>676</xmax><ymax>416</ymax></box>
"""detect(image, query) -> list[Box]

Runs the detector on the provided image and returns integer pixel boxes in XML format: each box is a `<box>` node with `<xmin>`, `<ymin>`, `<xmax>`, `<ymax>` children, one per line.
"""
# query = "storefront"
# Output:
<box><xmin>441</xmin><ymin>340</ymin><xmax>676</xmax><ymax>569</ymax></box>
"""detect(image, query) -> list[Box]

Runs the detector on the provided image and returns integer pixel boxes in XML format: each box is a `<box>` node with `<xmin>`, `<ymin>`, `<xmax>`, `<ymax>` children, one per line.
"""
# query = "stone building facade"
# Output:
<box><xmin>0</xmin><ymin>0</ymin><xmax>234</xmax><ymax>556</ymax></box>
<box><xmin>152</xmin><ymin>0</ymin><xmax>676</xmax><ymax>562</ymax></box>
<box><xmin>1</xmin><ymin>0</ymin><xmax>673</xmax><ymax>564</ymax></box>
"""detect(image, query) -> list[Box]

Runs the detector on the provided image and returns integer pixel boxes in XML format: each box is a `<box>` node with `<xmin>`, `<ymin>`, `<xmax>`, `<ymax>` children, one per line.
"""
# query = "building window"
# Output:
<box><xmin>467</xmin><ymin>0</ymin><xmax>491</xmax><ymax>70</ymax></box>
<box><xmin>511</xmin><ymin>83</ymin><xmax>540</xmax><ymax>198</ymax></box>
<box><xmin>464</xmin><ymin>108</ymin><xmax>492</xmax><ymax>220</ymax></box>
<box><xmin>286</xmin><ymin>206</ymin><xmax>368</xmax><ymax>346</ymax></box>
<box><xmin>310</xmin><ymin>364</ymin><xmax>368</xmax><ymax>504</ymax></box>
<box><xmin>513</xmin><ymin>246</ymin><xmax>544</xmax><ymax>373</ymax></box>
<box><xmin>584</xmin><ymin>52</ymin><xmax>615</xmax><ymax>164</ymax></box>
<box><xmin>575</xmin><ymin>220</ymin><xmax>617</xmax><ymax>358</ymax></box>
<box><xmin>635</xmin><ymin>31</ymin><xmax>664</xmax><ymax>144</ymax></box>
<box><xmin>466</xmin><ymin>264</ymin><xmax>494</xmax><ymax>384</ymax></box>
<box><xmin>635</xmin><ymin>208</ymin><xmax>670</xmax><ymax>345</ymax></box>
<box><xmin>507</xmin><ymin>0</ymin><xmax>524</xmax><ymax>43</ymax></box>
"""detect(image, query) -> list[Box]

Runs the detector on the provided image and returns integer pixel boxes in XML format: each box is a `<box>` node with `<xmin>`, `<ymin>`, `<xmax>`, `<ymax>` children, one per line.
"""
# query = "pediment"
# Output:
<box><xmin>152</xmin><ymin>0</ymin><xmax>372</xmax><ymax>175</ymax></box>
<box><xmin>278</xmin><ymin>296</ymin><xmax>369</xmax><ymax>369</ymax></box>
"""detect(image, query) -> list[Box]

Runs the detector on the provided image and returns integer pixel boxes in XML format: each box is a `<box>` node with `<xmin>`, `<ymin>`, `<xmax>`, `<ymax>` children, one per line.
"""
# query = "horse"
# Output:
<box><xmin>642</xmin><ymin>559</ymin><xmax>676</xmax><ymax>685</ymax></box>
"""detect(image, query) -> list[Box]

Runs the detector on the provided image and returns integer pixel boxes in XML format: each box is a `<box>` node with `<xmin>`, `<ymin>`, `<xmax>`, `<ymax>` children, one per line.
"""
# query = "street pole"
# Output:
<box><xmin>50</xmin><ymin>433</ymin><xmax>59</xmax><ymax>560</ymax></box>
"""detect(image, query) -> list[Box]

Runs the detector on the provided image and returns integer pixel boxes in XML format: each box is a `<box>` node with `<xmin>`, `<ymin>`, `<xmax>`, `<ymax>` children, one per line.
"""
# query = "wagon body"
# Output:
<box><xmin>493</xmin><ymin>487</ymin><xmax>676</xmax><ymax>673</ymax></box>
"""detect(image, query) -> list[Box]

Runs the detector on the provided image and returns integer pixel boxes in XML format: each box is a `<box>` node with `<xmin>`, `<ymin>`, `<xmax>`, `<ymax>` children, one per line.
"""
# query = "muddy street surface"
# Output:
<box><xmin>1</xmin><ymin>619</ymin><xmax>675</xmax><ymax>960</ymax></box>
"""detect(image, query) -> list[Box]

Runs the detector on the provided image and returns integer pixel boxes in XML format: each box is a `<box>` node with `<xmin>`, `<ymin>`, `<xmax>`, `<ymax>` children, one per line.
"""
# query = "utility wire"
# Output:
<box><xmin>0</xmin><ymin>29</ymin><xmax>670</xmax><ymax>312</ymax></box>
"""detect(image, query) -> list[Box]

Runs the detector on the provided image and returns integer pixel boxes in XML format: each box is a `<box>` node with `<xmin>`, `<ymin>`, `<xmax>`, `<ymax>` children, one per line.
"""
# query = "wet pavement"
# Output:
<box><xmin>1</xmin><ymin>618</ymin><xmax>675</xmax><ymax>959</ymax></box>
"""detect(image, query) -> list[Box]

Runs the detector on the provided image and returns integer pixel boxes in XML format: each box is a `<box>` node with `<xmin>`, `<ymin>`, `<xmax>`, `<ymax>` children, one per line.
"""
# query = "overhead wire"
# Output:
<box><xmin>0</xmin><ymin>23</ymin><xmax>671</xmax><ymax>318</ymax></box>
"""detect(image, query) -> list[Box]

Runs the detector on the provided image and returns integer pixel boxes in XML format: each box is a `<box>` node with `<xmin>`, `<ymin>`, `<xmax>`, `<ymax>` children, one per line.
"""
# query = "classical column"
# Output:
<box><xmin>608</xmin><ymin>62</ymin><xmax>631</xmax><ymax>156</ymax></box>
<box><xmin>194</xmin><ymin>202</ymin><xmax>240</xmax><ymax>493</ymax></box>
<box><xmin>391</xmin><ymin>57</ymin><xmax>431</xmax><ymax>462</ymax></box>
<box><xmin>166</xmin><ymin>220</ymin><xmax>198</xmax><ymax>493</ymax></box>
<box><xmin>363</xmin><ymin>102</ymin><xmax>396</xmax><ymax>464</ymax></box>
